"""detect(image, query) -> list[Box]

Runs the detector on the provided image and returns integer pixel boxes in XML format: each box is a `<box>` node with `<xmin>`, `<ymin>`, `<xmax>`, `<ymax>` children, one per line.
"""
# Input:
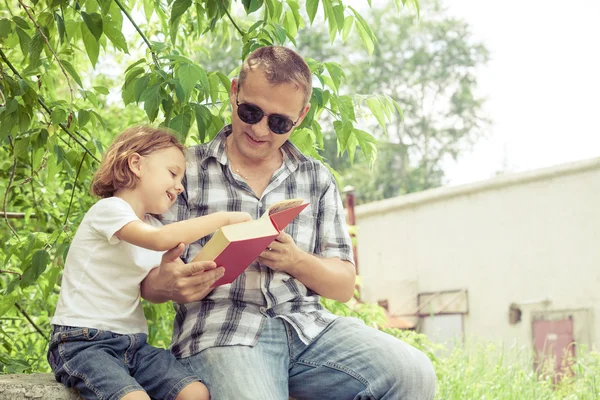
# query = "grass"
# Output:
<box><xmin>434</xmin><ymin>341</ymin><xmax>600</xmax><ymax>399</ymax></box>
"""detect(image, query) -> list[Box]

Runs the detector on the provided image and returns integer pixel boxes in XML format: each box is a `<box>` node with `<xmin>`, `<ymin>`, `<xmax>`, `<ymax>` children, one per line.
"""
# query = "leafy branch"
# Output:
<box><xmin>51</xmin><ymin>153</ymin><xmax>87</xmax><ymax>248</ymax></box>
<box><xmin>218</xmin><ymin>0</ymin><xmax>245</xmax><ymax>37</ymax></box>
<box><xmin>18</xmin><ymin>0</ymin><xmax>74</xmax><ymax>116</ymax></box>
<box><xmin>3</xmin><ymin>136</ymin><xmax>19</xmax><ymax>239</ymax></box>
<box><xmin>0</xmin><ymin>49</ymin><xmax>100</xmax><ymax>163</ymax></box>
<box><xmin>113</xmin><ymin>0</ymin><xmax>160</xmax><ymax>68</ymax></box>
<box><xmin>14</xmin><ymin>302</ymin><xmax>47</xmax><ymax>339</ymax></box>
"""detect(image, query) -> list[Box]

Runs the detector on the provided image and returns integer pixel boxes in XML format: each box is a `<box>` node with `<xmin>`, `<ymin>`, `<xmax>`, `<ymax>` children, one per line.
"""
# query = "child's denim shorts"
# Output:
<box><xmin>47</xmin><ymin>325</ymin><xmax>199</xmax><ymax>400</ymax></box>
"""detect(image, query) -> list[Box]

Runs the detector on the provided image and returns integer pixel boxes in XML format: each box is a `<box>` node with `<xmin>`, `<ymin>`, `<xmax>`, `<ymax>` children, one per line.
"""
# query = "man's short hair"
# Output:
<box><xmin>91</xmin><ymin>126</ymin><xmax>185</xmax><ymax>198</ymax></box>
<box><xmin>239</xmin><ymin>46</ymin><xmax>312</xmax><ymax>105</ymax></box>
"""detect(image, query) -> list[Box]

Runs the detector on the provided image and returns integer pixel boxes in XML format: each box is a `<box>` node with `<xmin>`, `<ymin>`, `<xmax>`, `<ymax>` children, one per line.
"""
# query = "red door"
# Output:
<box><xmin>532</xmin><ymin>318</ymin><xmax>575</xmax><ymax>382</ymax></box>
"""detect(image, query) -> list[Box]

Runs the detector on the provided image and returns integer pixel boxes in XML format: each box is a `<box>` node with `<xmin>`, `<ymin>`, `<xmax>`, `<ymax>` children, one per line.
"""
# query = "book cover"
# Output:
<box><xmin>192</xmin><ymin>199</ymin><xmax>309</xmax><ymax>287</ymax></box>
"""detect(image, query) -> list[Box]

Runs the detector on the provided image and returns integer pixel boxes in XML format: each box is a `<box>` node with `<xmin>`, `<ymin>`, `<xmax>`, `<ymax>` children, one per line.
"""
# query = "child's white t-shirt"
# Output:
<box><xmin>52</xmin><ymin>197</ymin><xmax>164</xmax><ymax>334</ymax></box>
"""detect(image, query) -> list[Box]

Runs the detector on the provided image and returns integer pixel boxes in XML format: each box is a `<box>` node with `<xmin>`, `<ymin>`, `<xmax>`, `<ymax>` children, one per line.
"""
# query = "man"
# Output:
<box><xmin>142</xmin><ymin>46</ymin><xmax>435</xmax><ymax>399</ymax></box>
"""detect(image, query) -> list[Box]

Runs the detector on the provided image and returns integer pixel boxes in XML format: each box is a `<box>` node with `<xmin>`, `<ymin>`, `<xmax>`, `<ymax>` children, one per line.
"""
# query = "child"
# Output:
<box><xmin>47</xmin><ymin>126</ymin><xmax>251</xmax><ymax>400</ymax></box>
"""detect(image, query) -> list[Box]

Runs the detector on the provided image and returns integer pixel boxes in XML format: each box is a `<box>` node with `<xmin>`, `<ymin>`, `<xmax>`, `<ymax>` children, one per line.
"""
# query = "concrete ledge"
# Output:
<box><xmin>0</xmin><ymin>373</ymin><xmax>81</xmax><ymax>400</ymax></box>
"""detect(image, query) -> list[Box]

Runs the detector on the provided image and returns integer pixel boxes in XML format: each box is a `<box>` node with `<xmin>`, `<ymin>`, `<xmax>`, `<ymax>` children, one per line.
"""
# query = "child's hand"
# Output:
<box><xmin>227</xmin><ymin>212</ymin><xmax>252</xmax><ymax>225</ymax></box>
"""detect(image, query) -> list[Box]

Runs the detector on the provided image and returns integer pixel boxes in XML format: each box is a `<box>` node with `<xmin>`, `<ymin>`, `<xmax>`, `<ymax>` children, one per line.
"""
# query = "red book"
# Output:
<box><xmin>192</xmin><ymin>199</ymin><xmax>309</xmax><ymax>287</ymax></box>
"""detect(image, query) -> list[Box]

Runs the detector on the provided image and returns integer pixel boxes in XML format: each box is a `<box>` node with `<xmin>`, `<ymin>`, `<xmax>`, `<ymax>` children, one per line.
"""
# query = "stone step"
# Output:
<box><xmin>0</xmin><ymin>373</ymin><xmax>81</xmax><ymax>400</ymax></box>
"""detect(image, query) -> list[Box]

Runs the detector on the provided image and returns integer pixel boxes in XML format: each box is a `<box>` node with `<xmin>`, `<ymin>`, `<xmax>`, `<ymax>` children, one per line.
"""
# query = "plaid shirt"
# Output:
<box><xmin>161</xmin><ymin>125</ymin><xmax>354</xmax><ymax>358</ymax></box>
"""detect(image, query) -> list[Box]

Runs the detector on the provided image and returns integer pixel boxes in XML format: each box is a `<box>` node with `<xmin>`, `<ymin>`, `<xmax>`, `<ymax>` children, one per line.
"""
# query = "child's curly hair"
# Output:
<box><xmin>91</xmin><ymin>126</ymin><xmax>185</xmax><ymax>198</ymax></box>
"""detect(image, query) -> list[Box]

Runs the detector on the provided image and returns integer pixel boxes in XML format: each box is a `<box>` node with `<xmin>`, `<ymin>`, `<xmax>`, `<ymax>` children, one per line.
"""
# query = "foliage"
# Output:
<box><xmin>0</xmin><ymin>0</ymin><xmax>417</xmax><ymax>373</ymax></box>
<box><xmin>299</xmin><ymin>0</ymin><xmax>490</xmax><ymax>202</ymax></box>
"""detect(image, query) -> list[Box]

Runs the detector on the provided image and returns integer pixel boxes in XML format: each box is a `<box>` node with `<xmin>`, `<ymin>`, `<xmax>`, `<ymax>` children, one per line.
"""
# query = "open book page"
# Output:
<box><xmin>259</xmin><ymin>198</ymin><xmax>305</xmax><ymax>219</ymax></box>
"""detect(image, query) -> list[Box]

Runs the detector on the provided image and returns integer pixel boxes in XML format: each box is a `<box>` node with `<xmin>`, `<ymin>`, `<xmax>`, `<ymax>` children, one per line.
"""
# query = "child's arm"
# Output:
<box><xmin>115</xmin><ymin>211</ymin><xmax>252</xmax><ymax>251</ymax></box>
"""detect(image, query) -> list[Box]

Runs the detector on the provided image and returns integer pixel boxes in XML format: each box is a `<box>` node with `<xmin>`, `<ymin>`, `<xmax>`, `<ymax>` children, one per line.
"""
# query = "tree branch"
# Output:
<box><xmin>52</xmin><ymin>153</ymin><xmax>86</xmax><ymax>247</ymax></box>
<box><xmin>18</xmin><ymin>0</ymin><xmax>74</xmax><ymax>116</ymax></box>
<box><xmin>113</xmin><ymin>0</ymin><xmax>161</xmax><ymax>68</ymax></box>
<box><xmin>0</xmin><ymin>269</ymin><xmax>22</xmax><ymax>278</ymax></box>
<box><xmin>14</xmin><ymin>302</ymin><xmax>48</xmax><ymax>340</ymax></box>
<box><xmin>4</xmin><ymin>137</ymin><xmax>20</xmax><ymax>239</ymax></box>
<box><xmin>219</xmin><ymin>0</ymin><xmax>245</xmax><ymax>37</ymax></box>
<box><xmin>20</xmin><ymin>151</ymin><xmax>48</xmax><ymax>187</ymax></box>
<box><xmin>0</xmin><ymin>48</ymin><xmax>100</xmax><ymax>163</ymax></box>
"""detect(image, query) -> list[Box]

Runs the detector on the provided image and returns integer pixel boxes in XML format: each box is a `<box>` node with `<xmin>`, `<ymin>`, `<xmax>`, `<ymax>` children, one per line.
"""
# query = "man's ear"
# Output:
<box><xmin>230</xmin><ymin>78</ymin><xmax>239</xmax><ymax>105</ymax></box>
<box><xmin>296</xmin><ymin>103</ymin><xmax>311</xmax><ymax>126</ymax></box>
<box><xmin>128</xmin><ymin>153</ymin><xmax>143</xmax><ymax>178</ymax></box>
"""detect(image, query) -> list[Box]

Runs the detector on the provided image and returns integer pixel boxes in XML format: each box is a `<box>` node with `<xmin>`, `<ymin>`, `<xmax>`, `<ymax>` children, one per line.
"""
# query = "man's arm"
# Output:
<box><xmin>258</xmin><ymin>172</ymin><xmax>356</xmax><ymax>302</ymax></box>
<box><xmin>141</xmin><ymin>244</ymin><xmax>225</xmax><ymax>303</ymax></box>
<box><xmin>258</xmin><ymin>233</ymin><xmax>355</xmax><ymax>302</ymax></box>
<box><xmin>117</xmin><ymin>211</ymin><xmax>251</xmax><ymax>252</ymax></box>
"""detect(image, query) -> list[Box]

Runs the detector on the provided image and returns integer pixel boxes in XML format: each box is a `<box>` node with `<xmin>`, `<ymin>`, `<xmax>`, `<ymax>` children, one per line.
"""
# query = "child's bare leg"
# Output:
<box><xmin>121</xmin><ymin>390</ymin><xmax>150</xmax><ymax>400</ymax></box>
<box><xmin>175</xmin><ymin>381</ymin><xmax>210</xmax><ymax>400</ymax></box>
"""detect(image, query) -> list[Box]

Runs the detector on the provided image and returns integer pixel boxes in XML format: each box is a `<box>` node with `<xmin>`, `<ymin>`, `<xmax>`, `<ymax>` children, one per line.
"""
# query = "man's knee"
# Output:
<box><xmin>390</xmin><ymin>343</ymin><xmax>436</xmax><ymax>399</ymax></box>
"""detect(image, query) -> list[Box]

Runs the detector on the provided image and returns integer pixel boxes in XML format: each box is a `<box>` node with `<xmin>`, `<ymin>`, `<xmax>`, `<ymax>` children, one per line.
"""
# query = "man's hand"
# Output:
<box><xmin>257</xmin><ymin>232</ymin><xmax>305</xmax><ymax>275</ymax></box>
<box><xmin>141</xmin><ymin>243</ymin><xmax>225</xmax><ymax>304</ymax></box>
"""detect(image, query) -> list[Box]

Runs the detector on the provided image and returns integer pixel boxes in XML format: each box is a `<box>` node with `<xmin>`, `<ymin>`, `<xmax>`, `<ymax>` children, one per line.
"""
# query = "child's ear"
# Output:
<box><xmin>128</xmin><ymin>153</ymin><xmax>143</xmax><ymax>177</ymax></box>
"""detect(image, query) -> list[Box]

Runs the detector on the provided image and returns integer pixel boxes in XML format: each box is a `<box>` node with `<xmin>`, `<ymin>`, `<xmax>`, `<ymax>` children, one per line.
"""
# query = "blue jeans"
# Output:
<box><xmin>180</xmin><ymin>317</ymin><xmax>435</xmax><ymax>399</ymax></box>
<box><xmin>48</xmin><ymin>325</ymin><xmax>198</xmax><ymax>400</ymax></box>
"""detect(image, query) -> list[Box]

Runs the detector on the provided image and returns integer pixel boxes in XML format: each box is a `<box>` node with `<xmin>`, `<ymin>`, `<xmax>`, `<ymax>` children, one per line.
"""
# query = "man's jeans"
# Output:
<box><xmin>181</xmin><ymin>316</ymin><xmax>436</xmax><ymax>400</ymax></box>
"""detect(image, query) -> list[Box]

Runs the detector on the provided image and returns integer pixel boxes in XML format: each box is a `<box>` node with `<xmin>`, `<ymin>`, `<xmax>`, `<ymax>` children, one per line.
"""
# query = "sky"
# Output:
<box><xmin>439</xmin><ymin>0</ymin><xmax>600</xmax><ymax>185</ymax></box>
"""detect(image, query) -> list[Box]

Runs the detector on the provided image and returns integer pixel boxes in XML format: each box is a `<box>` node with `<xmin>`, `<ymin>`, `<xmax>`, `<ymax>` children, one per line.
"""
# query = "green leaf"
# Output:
<box><xmin>333</xmin><ymin>120</ymin><xmax>353</xmax><ymax>150</ymax></box>
<box><xmin>332</xmin><ymin>4</ymin><xmax>345</xmax><ymax>32</ymax></box>
<box><xmin>171</xmin><ymin>0</ymin><xmax>192</xmax><ymax>23</ymax></box>
<box><xmin>15</xmin><ymin>27</ymin><xmax>31</xmax><ymax>57</ymax></box>
<box><xmin>208</xmin><ymin>73</ymin><xmax>219</xmax><ymax>105</ymax></box>
<box><xmin>140</xmin><ymin>83</ymin><xmax>162</xmax><ymax>122</ymax></box>
<box><xmin>78</xmin><ymin>109</ymin><xmax>91</xmax><ymax>127</ymax></box>
<box><xmin>242</xmin><ymin>0</ymin><xmax>263</xmax><ymax>14</ymax></box>
<box><xmin>306</xmin><ymin>0</ymin><xmax>319</xmax><ymax>25</ymax></box>
<box><xmin>349</xmin><ymin>6</ymin><xmax>376</xmax><ymax>56</ymax></box>
<box><xmin>93</xmin><ymin>86</ymin><xmax>110</xmax><ymax>95</ymax></box>
<box><xmin>81</xmin><ymin>11</ymin><xmax>103</xmax><ymax>41</ymax></box>
<box><xmin>283</xmin><ymin>11</ymin><xmax>298</xmax><ymax>38</ymax></box>
<box><xmin>60</xmin><ymin>59</ymin><xmax>83</xmax><ymax>87</ymax></box>
<box><xmin>324</xmin><ymin>62</ymin><xmax>344</xmax><ymax>92</ymax></box>
<box><xmin>42</xmin><ymin>267</ymin><xmax>62</xmax><ymax>302</ymax></box>
<box><xmin>168</xmin><ymin>111</ymin><xmax>193</xmax><ymax>142</ymax></box>
<box><xmin>12</xmin><ymin>16</ymin><xmax>30</xmax><ymax>30</ymax></box>
<box><xmin>134</xmin><ymin>75</ymin><xmax>150</xmax><ymax>103</ymax></box>
<box><xmin>51</xmin><ymin>108</ymin><xmax>67</xmax><ymax>125</ymax></box>
<box><xmin>22</xmin><ymin>249</ymin><xmax>50</xmax><ymax>286</ymax></box>
<box><xmin>353</xmin><ymin>128</ymin><xmax>377</xmax><ymax>163</ymax></box>
<box><xmin>28</xmin><ymin>32</ymin><xmax>43</xmax><ymax>70</ymax></box>
<box><xmin>193</xmin><ymin>103</ymin><xmax>212</xmax><ymax>143</ymax></box>
<box><xmin>104</xmin><ymin>17</ymin><xmax>128</xmax><ymax>53</ymax></box>
<box><xmin>177</xmin><ymin>63</ymin><xmax>203</xmax><ymax>100</ymax></box>
<box><xmin>125</xmin><ymin>59</ymin><xmax>146</xmax><ymax>73</ymax></box>
<box><xmin>0</xmin><ymin>18</ymin><xmax>11</xmax><ymax>38</ymax></box>
<box><xmin>81</xmin><ymin>22</ymin><xmax>100</xmax><ymax>67</ymax></box>
<box><xmin>54</xmin><ymin>12</ymin><xmax>66</xmax><ymax>43</ymax></box>
<box><xmin>338</xmin><ymin>95</ymin><xmax>356</xmax><ymax>121</ymax></box>
<box><xmin>341</xmin><ymin>16</ymin><xmax>353</xmax><ymax>42</ymax></box>
<box><xmin>366</xmin><ymin>96</ymin><xmax>387</xmax><ymax>133</ymax></box>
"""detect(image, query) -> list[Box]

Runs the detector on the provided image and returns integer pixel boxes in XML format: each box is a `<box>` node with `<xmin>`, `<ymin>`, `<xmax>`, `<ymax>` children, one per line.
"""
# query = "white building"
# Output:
<box><xmin>354</xmin><ymin>157</ymin><xmax>600</xmax><ymax>365</ymax></box>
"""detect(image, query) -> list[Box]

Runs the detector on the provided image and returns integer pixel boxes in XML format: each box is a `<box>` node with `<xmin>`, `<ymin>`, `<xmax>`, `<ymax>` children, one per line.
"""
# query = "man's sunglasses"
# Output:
<box><xmin>236</xmin><ymin>92</ymin><xmax>301</xmax><ymax>135</ymax></box>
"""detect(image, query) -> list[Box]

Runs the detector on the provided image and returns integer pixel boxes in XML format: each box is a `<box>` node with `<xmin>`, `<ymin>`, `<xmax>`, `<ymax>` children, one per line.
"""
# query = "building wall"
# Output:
<box><xmin>354</xmin><ymin>158</ymin><xmax>600</xmax><ymax>350</ymax></box>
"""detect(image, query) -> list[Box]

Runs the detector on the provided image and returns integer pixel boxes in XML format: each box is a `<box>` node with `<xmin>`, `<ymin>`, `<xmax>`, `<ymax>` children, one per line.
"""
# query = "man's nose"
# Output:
<box><xmin>252</xmin><ymin>115</ymin><xmax>271</xmax><ymax>137</ymax></box>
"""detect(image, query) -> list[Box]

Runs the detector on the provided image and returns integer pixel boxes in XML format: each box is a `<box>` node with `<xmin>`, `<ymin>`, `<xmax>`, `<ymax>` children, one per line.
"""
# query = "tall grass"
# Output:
<box><xmin>434</xmin><ymin>341</ymin><xmax>600</xmax><ymax>399</ymax></box>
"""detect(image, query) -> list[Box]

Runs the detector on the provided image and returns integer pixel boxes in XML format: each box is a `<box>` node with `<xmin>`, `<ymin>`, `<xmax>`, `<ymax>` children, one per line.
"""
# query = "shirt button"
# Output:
<box><xmin>259</xmin><ymin>307</ymin><xmax>266</xmax><ymax>313</ymax></box>
<box><xmin>258</xmin><ymin>202</ymin><xmax>263</xmax><ymax>207</ymax></box>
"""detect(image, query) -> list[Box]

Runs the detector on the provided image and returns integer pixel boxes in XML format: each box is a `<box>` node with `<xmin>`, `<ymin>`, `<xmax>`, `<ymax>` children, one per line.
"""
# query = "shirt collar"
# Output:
<box><xmin>198</xmin><ymin>124</ymin><xmax>309</xmax><ymax>170</ymax></box>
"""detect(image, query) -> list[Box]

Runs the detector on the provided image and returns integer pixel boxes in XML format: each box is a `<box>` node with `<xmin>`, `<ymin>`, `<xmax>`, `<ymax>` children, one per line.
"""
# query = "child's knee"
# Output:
<box><xmin>175</xmin><ymin>381</ymin><xmax>210</xmax><ymax>400</ymax></box>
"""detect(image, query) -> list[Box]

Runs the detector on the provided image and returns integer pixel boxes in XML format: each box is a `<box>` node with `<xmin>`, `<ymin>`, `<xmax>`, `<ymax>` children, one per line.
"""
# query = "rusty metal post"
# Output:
<box><xmin>343</xmin><ymin>186</ymin><xmax>359</xmax><ymax>298</ymax></box>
